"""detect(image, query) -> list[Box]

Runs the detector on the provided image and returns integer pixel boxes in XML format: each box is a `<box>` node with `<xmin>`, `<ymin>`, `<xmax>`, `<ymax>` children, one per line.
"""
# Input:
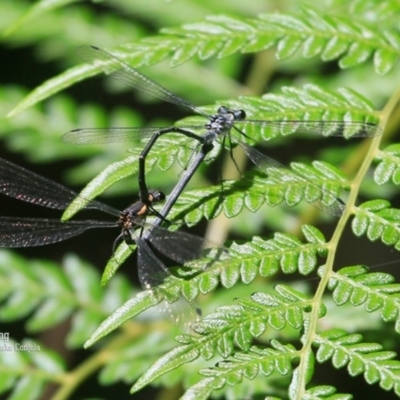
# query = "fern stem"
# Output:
<box><xmin>51</xmin><ymin>324</ymin><xmax>145</xmax><ymax>400</ymax></box>
<box><xmin>381</xmin><ymin>83</ymin><xmax>400</xmax><ymax>123</ymax></box>
<box><xmin>294</xmin><ymin>81</ymin><xmax>399</xmax><ymax>399</ymax></box>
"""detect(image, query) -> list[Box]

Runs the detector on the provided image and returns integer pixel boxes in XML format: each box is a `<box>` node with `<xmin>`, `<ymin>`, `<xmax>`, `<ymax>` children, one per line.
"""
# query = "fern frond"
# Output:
<box><xmin>193</xmin><ymin>284</ymin><xmax>319</xmax><ymax>349</ymax></box>
<box><xmin>0</xmin><ymin>251</ymin><xmax>133</xmax><ymax>346</ymax></box>
<box><xmin>345</xmin><ymin>0</ymin><xmax>400</xmax><ymax>26</ymax></box>
<box><xmin>181</xmin><ymin>344</ymin><xmax>297</xmax><ymax>400</ymax></box>
<box><xmin>164</xmin><ymin>9</ymin><xmax>400</xmax><ymax>74</ymax></box>
<box><xmin>85</xmin><ymin>226</ymin><xmax>326</xmax><ymax>346</ymax></box>
<box><xmin>179</xmin><ymin>227</ymin><xmax>327</xmax><ymax>297</ymax></box>
<box><xmin>170</xmin><ymin>160</ymin><xmax>348</xmax><ymax>226</ymax></box>
<box><xmin>375</xmin><ymin>144</ymin><xmax>400</xmax><ymax>185</ymax></box>
<box><xmin>98</xmin><ymin>330</ymin><xmax>188</xmax><ymax>388</ymax></box>
<box><xmin>352</xmin><ymin>200</ymin><xmax>400</xmax><ymax>249</ymax></box>
<box><xmin>326</xmin><ymin>265</ymin><xmax>400</xmax><ymax>331</ymax></box>
<box><xmin>9</xmin><ymin>7</ymin><xmax>395</xmax><ymax>116</ymax></box>
<box><xmin>132</xmin><ymin>340</ymin><xmax>297</xmax><ymax>396</ymax></box>
<box><xmin>0</xmin><ymin>86</ymin><xmax>145</xmax><ymax>169</ymax></box>
<box><xmin>0</xmin><ymin>338</ymin><xmax>65</xmax><ymax>399</ymax></box>
<box><xmin>314</xmin><ymin>329</ymin><xmax>400</xmax><ymax>395</ymax></box>
<box><xmin>302</xmin><ymin>385</ymin><xmax>352</xmax><ymax>400</ymax></box>
<box><xmin>90</xmin><ymin>281</ymin><xmax>318</xmax><ymax>394</ymax></box>
<box><xmin>4</xmin><ymin>0</ymin><xmax>78</xmax><ymax>37</ymax></box>
<box><xmin>233</xmin><ymin>85</ymin><xmax>380</xmax><ymax>140</ymax></box>
<box><xmin>84</xmin><ymin>289</ymin><xmax>163</xmax><ymax>348</ymax></box>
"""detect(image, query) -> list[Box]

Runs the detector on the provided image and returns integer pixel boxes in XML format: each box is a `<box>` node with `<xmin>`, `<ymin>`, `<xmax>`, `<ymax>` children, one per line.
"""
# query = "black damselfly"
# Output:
<box><xmin>63</xmin><ymin>45</ymin><xmax>381</xmax><ymax>217</ymax></box>
<box><xmin>0</xmin><ymin>145</ymin><xmax>218</xmax><ymax>323</ymax></box>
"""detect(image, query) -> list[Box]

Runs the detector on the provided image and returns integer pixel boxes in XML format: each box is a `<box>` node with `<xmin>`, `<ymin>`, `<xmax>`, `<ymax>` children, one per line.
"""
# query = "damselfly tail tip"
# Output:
<box><xmin>335</xmin><ymin>197</ymin><xmax>346</xmax><ymax>217</ymax></box>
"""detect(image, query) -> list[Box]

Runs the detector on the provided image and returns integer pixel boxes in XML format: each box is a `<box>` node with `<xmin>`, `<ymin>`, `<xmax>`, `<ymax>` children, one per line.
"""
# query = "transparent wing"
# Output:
<box><xmin>0</xmin><ymin>157</ymin><xmax>119</xmax><ymax>216</ymax></box>
<box><xmin>0</xmin><ymin>217</ymin><xmax>116</xmax><ymax>247</ymax></box>
<box><xmin>77</xmin><ymin>45</ymin><xmax>209</xmax><ymax>117</ymax></box>
<box><xmin>236</xmin><ymin>119</ymin><xmax>381</xmax><ymax>138</ymax></box>
<box><xmin>64</xmin><ymin>119</ymin><xmax>380</xmax><ymax>145</ymax></box>
<box><xmin>63</xmin><ymin>126</ymin><xmax>167</xmax><ymax>145</ymax></box>
<box><xmin>62</xmin><ymin>125</ymin><xmax>206</xmax><ymax>145</ymax></box>
<box><xmin>240</xmin><ymin>143</ymin><xmax>346</xmax><ymax>216</ymax></box>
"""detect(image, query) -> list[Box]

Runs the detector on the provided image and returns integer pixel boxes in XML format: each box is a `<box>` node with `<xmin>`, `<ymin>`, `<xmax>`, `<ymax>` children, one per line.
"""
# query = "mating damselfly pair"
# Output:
<box><xmin>0</xmin><ymin>45</ymin><xmax>381</xmax><ymax>324</ymax></box>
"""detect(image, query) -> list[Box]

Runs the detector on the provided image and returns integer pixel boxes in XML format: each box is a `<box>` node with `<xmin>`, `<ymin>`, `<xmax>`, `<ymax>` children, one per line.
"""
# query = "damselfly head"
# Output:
<box><xmin>148</xmin><ymin>190</ymin><xmax>166</xmax><ymax>203</ymax></box>
<box><xmin>217</xmin><ymin>106</ymin><xmax>246</xmax><ymax>121</ymax></box>
<box><xmin>233</xmin><ymin>109</ymin><xmax>246</xmax><ymax>120</ymax></box>
<box><xmin>217</xmin><ymin>105</ymin><xmax>229</xmax><ymax>115</ymax></box>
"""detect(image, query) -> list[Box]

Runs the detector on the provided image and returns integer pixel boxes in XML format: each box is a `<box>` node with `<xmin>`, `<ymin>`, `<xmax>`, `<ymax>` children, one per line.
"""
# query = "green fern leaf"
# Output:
<box><xmin>315</xmin><ymin>329</ymin><xmax>400</xmax><ymax>394</ymax></box>
<box><xmin>0</xmin><ymin>251</ymin><xmax>135</xmax><ymax>348</ymax></box>
<box><xmin>302</xmin><ymin>385</ymin><xmax>352</xmax><ymax>400</ymax></box>
<box><xmin>130</xmin><ymin>288</ymin><xmax>304</xmax><ymax>393</ymax></box>
<box><xmin>188</xmin><ymin>285</ymin><xmax>310</xmax><ymax>352</ymax></box>
<box><xmin>175</xmin><ymin>229</ymin><xmax>326</xmax><ymax>301</ymax></box>
<box><xmin>9</xmin><ymin>10</ymin><xmax>387</xmax><ymax>117</ymax></box>
<box><xmin>98</xmin><ymin>330</ymin><xmax>183</xmax><ymax>387</ymax></box>
<box><xmin>62</xmin><ymin>154</ymin><xmax>139</xmax><ymax>220</ymax></box>
<box><xmin>375</xmin><ymin>144</ymin><xmax>400</xmax><ymax>185</ymax></box>
<box><xmin>84</xmin><ymin>290</ymin><xmax>163</xmax><ymax>348</ymax></box>
<box><xmin>6</xmin><ymin>375</ymin><xmax>44</xmax><ymax>400</ymax></box>
<box><xmin>166</xmin><ymin>344</ymin><xmax>297</xmax><ymax>399</ymax></box>
<box><xmin>131</xmin><ymin>339</ymin><xmax>202</xmax><ymax>394</ymax></box>
<box><xmin>101</xmin><ymin>241</ymin><xmax>134</xmax><ymax>286</ymax></box>
<box><xmin>353</xmin><ymin>200</ymin><xmax>400</xmax><ymax>249</ymax></box>
<box><xmin>0</xmin><ymin>338</ymin><xmax>65</xmax><ymax>399</ymax></box>
<box><xmin>84</xmin><ymin>226</ymin><xmax>326</xmax><ymax>338</ymax></box>
<box><xmin>169</xmin><ymin>167</ymin><xmax>344</xmax><ymax>226</ymax></box>
<box><xmin>4</xmin><ymin>0</ymin><xmax>78</xmax><ymax>37</ymax></box>
<box><xmin>328</xmin><ymin>266</ymin><xmax>400</xmax><ymax>330</ymax></box>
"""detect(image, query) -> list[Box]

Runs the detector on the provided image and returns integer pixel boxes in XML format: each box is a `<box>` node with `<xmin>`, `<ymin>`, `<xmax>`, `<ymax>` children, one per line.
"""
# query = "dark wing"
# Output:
<box><xmin>143</xmin><ymin>224</ymin><xmax>228</xmax><ymax>267</ymax></box>
<box><xmin>136</xmin><ymin>238</ymin><xmax>201</xmax><ymax>328</ymax></box>
<box><xmin>236</xmin><ymin>119</ymin><xmax>381</xmax><ymax>138</ymax></box>
<box><xmin>0</xmin><ymin>217</ymin><xmax>116</xmax><ymax>247</ymax></box>
<box><xmin>0</xmin><ymin>157</ymin><xmax>119</xmax><ymax>216</ymax></box>
<box><xmin>77</xmin><ymin>45</ymin><xmax>209</xmax><ymax>118</ymax></box>
<box><xmin>136</xmin><ymin>238</ymin><xmax>170</xmax><ymax>289</ymax></box>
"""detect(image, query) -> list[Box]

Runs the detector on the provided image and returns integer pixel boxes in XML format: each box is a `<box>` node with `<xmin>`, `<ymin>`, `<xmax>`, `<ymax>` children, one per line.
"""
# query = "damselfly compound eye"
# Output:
<box><xmin>234</xmin><ymin>109</ymin><xmax>246</xmax><ymax>120</ymax></box>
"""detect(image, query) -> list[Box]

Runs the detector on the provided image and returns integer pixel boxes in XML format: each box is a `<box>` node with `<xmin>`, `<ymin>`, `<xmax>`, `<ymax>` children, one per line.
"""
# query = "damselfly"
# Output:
<box><xmin>64</xmin><ymin>46</ymin><xmax>381</xmax><ymax>217</ymax></box>
<box><xmin>0</xmin><ymin>152</ymin><xmax>221</xmax><ymax>323</ymax></box>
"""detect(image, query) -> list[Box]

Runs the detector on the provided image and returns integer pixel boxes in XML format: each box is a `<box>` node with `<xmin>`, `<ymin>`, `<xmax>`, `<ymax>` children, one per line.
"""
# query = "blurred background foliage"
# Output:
<box><xmin>0</xmin><ymin>0</ymin><xmax>400</xmax><ymax>399</ymax></box>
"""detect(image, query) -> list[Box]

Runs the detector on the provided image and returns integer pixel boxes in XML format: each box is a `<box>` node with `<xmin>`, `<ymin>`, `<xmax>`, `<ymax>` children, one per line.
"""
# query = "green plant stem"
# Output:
<box><xmin>51</xmin><ymin>323</ymin><xmax>146</xmax><ymax>400</ymax></box>
<box><xmin>293</xmin><ymin>83</ymin><xmax>400</xmax><ymax>399</ymax></box>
